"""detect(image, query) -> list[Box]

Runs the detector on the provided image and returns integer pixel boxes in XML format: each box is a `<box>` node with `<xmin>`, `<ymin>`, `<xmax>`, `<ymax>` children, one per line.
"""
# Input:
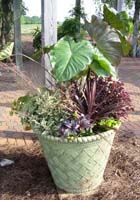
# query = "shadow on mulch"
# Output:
<box><xmin>0</xmin><ymin>143</ymin><xmax>58</xmax><ymax>200</ymax></box>
<box><xmin>0</xmin><ymin>131</ymin><xmax>140</xmax><ymax>200</ymax></box>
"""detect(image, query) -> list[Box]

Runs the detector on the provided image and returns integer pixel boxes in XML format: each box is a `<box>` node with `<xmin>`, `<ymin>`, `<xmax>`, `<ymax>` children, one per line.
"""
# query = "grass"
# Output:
<box><xmin>21</xmin><ymin>24</ymin><xmax>41</xmax><ymax>35</ymax></box>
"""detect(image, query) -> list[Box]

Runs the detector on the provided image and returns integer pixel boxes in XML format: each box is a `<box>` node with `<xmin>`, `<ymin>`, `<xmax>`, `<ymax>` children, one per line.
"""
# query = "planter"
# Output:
<box><xmin>34</xmin><ymin>128</ymin><xmax>117</xmax><ymax>194</ymax></box>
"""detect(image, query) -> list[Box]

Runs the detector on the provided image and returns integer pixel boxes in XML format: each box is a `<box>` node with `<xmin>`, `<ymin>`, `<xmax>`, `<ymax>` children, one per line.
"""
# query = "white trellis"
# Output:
<box><xmin>41</xmin><ymin>0</ymin><xmax>57</xmax><ymax>86</ymax></box>
<box><xmin>13</xmin><ymin>0</ymin><xmax>57</xmax><ymax>85</ymax></box>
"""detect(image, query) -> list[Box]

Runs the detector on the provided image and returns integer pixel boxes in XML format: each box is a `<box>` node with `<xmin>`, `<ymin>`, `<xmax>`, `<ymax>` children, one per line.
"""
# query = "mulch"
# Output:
<box><xmin>0</xmin><ymin>129</ymin><xmax>140</xmax><ymax>200</ymax></box>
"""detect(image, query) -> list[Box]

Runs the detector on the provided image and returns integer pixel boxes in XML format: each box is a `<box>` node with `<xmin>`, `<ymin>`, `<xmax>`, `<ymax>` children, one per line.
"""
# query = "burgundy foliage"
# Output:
<box><xmin>70</xmin><ymin>73</ymin><xmax>133</xmax><ymax>124</ymax></box>
<box><xmin>59</xmin><ymin>72</ymin><xmax>133</xmax><ymax>137</ymax></box>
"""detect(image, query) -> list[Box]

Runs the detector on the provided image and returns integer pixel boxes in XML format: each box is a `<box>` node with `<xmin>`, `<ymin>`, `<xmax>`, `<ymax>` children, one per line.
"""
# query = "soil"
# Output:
<box><xmin>22</xmin><ymin>35</ymin><xmax>34</xmax><ymax>56</ymax></box>
<box><xmin>0</xmin><ymin>130</ymin><xmax>140</xmax><ymax>200</ymax></box>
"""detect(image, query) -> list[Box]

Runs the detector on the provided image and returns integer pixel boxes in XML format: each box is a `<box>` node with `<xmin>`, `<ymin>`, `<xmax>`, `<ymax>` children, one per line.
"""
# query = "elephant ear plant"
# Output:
<box><xmin>11</xmin><ymin>20</ymin><xmax>133</xmax><ymax>193</ymax></box>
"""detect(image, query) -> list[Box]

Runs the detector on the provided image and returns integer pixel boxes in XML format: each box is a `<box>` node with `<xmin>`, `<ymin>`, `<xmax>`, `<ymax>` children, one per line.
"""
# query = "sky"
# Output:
<box><xmin>23</xmin><ymin>0</ymin><xmax>96</xmax><ymax>22</ymax></box>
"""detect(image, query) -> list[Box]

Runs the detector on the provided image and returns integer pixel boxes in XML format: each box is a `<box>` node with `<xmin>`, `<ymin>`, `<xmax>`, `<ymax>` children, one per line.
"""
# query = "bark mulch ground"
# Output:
<box><xmin>0</xmin><ymin>129</ymin><xmax>140</xmax><ymax>200</ymax></box>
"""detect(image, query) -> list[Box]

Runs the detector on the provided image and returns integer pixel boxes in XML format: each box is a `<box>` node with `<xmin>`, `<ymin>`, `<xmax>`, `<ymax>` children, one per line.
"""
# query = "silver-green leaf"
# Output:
<box><xmin>0</xmin><ymin>42</ymin><xmax>14</xmax><ymax>61</ymax></box>
<box><xmin>85</xmin><ymin>16</ymin><xmax>122</xmax><ymax>66</ymax></box>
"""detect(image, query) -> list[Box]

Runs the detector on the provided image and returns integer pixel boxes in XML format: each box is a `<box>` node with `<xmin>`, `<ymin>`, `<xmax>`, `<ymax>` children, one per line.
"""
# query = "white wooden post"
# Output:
<box><xmin>13</xmin><ymin>0</ymin><xmax>23</xmax><ymax>70</ymax></box>
<box><xmin>117</xmin><ymin>0</ymin><xmax>126</xmax><ymax>12</ymax></box>
<box><xmin>41</xmin><ymin>0</ymin><xmax>57</xmax><ymax>87</ymax></box>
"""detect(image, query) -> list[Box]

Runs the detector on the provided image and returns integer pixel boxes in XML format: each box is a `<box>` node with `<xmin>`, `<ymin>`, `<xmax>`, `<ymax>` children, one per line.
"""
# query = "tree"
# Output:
<box><xmin>0</xmin><ymin>0</ymin><xmax>13</xmax><ymax>47</ymax></box>
<box><xmin>75</xmin><ymin>0</ymin><xmax>81</xmax><ymax>39</ymax></box>
<box><xmin>57</xmin><ymin>0</ymin><xmax>85</xmax><ymax>41</ymax></box>
<box><xmin>0</xmin><ymin>0</ymin><xmax>27</xmax><ymax>48</ymax></box>
<box><xmin>132</xmin><ymin>0</ymin><xmax>140</xmax><ymax>57</ymax></box>
<box><xmin>21</xmin><ymin>1</ymin><xmax>28</xmax><ymax>16</ymax></box>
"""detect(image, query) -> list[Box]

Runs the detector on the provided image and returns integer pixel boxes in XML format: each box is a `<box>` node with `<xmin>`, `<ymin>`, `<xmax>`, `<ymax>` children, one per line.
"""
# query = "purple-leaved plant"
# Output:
<box><xmin>70</xmin><ymin>73</ymin><xmax>133</xmax><ymax>123</ymax></box>
<box><xmin>59</xmin><ymin>72</ymin><xmax>133</xmax><ymax>137</ymax></box>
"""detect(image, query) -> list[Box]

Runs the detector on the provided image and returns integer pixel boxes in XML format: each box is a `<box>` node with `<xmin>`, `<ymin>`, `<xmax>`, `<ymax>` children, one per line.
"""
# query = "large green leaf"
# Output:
<box><xmin>117</xmin><ymin>31</ymin><xmax>131</xmax><ymax>56</ymax></box>
<box><xmin>103</xmin><ymin>5</ymin><xmax>128</xmax><ymax>35</ymax></box>
<box><xmin>103</xmin><ymin>5</ymin><xmax>133</xmax><ymax>35</ymax></box>
<box><xmin>85</xmin><ymin>16</ymin><xmax>122</xmax><ymax>66</ymax></box>
<box><xmin>90</xmin><ymin>61</ymin><xmax>108</xmax><ymax>77</ymax></box>
<box><xmin>103</xmin><ymin>5</ymin><xmax>132</xmax><ymax>56</ymax></box>
<box><xmin>50</xmin><ymin>37</ymin><xmax>94</xmax><ymax>82</ymax></box>
<box><xmin>90</xmin><ymin>47</ymin><xmax>116</xmax><ymax>77</ymax></box>
<box><xmin>0</xmin><ymin>42</ymin><xmax>14</xmax><ymax>61</ymax></box>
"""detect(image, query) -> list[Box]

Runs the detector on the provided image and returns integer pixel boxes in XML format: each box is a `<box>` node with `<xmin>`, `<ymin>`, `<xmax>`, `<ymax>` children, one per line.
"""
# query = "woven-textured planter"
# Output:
<box><xmin>35</xmin><ymin>128</ymin><xmax>117</xmax><ymax>193</ymax></box>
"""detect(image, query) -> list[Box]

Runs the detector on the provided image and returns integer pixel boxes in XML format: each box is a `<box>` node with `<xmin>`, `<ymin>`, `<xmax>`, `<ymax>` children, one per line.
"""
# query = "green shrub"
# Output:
<box><xmin>32</xmin><ymin>27</ymin><xmax>42</xmax><ymax>51</ymax></box>
<box><xmin>58</xmin><ymin>18</ymin><xmax>85</xmax><ymax>40</ymax></box>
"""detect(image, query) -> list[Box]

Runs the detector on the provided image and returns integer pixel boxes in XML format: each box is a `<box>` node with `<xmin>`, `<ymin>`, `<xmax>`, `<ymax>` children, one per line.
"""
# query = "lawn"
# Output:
<box><xmin>21</xmin><ymin>24</ymin><xmax>41</xmax><ymax>35</ymax></box>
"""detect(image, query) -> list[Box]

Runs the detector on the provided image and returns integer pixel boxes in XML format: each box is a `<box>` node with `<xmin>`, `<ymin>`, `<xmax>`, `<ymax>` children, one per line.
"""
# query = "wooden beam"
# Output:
<box><xmin>117</xmin><ymin>0</ymin><xmax>125</xmax><ymax>12</ymax></box>
<box><xmin>41</xmin><ymin>0</ymin><xmax>57</xmax><ymax>87</ymax></box>
<box><xmin>13</xmin><ymin>0</ymin><xmax>23</xmax><ymax>70</ymax></box>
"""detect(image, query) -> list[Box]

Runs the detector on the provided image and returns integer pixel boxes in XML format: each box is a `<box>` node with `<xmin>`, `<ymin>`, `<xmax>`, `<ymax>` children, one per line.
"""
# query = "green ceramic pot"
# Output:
<box><xmin>34</xmin><ymin>128</ymin><xmax>117</xmax><ymax>193</ymax></box>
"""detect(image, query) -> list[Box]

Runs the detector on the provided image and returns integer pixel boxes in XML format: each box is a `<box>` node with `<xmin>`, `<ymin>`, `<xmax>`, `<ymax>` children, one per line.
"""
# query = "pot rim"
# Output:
<box><xmin>34</xmin><ymin>125</ymin><xmax>120</xmax><ymax>144</ymax></box>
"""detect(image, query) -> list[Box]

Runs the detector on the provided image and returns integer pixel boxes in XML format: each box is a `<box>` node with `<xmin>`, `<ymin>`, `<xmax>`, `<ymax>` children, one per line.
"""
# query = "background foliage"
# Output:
<box><xmin>21</xmin><ymin>16</ymin><xmax>41</xmax><ymax>24</ymax></box>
